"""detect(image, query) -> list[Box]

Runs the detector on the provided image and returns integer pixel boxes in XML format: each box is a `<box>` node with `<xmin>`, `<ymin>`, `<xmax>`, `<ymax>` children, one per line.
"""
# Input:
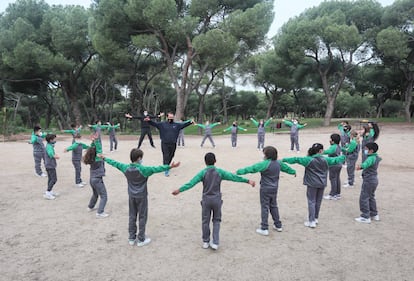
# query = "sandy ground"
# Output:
<box><xmin>1</xmin><ymin>123</ymin><xmax>414</xmax><ymax>281</ymax></box>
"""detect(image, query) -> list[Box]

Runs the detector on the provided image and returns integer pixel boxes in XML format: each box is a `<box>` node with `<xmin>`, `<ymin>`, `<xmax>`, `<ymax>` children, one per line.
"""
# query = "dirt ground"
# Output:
<box><xmin>1</xmin><ymin>123</ymin><xmax>413</xmax><ymax>281</ymax></box>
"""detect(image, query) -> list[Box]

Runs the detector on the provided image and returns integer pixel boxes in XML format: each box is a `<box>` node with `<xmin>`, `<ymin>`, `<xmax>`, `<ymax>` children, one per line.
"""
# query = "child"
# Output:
<box><xmin>83</xmin><ymin>136</ymin><xmax>109</xmax><ymax>218</ymax></box>
<box><xmin>337</xmin><ymin>121</ymin><xmax>351</xmax><ymax>147</ymax></box>
<box><xmin>61</xmin><ymin>123</ymin><xmax>82</xmax><ymax>143</ymax></box>
<box><xmin>323</xmin><ymin>134</ymin><xmax>343</xmax><ymax>200</ymax></box>
<box><xmin>172</xmin><ymin>153</ymin><xmax>255</xmax><ymax>250</ymax></box>
<box><xmin>342</xmin><ymin>130</ymin><xmax>360</xmax><ymax>188</ymax></box>
<box><xmin>43</xmin><ymin>134</ymin><xmax>60</xmax><ymax>200</ymax></box>
<box><xmin>282</xmin><ymin>118</ymin><xmax>307</xmax><ymax>153</ymax></box>
<box><xmin>223</xmin><ymin>121</ymin><xmax>247</xmax><ymax>148</ymax></box>
<box><xmin>360</xmin><ymin>122</ymin><xmax>380</xmax><ymax>162</ymax></box>
<box><xmin>64</xmin><ymin>134</ymin><xmax>90</xmax><ymax>187</ymax></box>
<box><xmin>282</xmin><ymin>143</ymin><xmax>345</xmax><ymax>228</ymax></box>
<box><xmin>107</xmin><ymin>121</ymin><xmax>120</xmax><ymax>152</ymax></box>
<box><xmin>196</xmin><ymin>120</ymin><xmax>221</xmax><ymax>148</ymax></box>
<box><xmin>88</xmin><ymin>120</ymin><xmax>109</xmax><ymax>145</ymax></box>
<box><xmin>250</xmin><ymin>117</ymin><xmax>272</xmax><ymax>151</ymax></box>
<box><xmin>29</xmin><ymin>125</ymin><xmax>47</xmax><ymax>177</ymax></box>
<box><xmin>236</xmin><ymin>146</ymin><xmax>296</xmax><ymax>235</ymax></box>
<box><xmin>355</xmin><ymin>142</ymin><xmax>381</xmax><ymax>223</ymax></box>
<box><xmin>100</xmin><ymin>149</ymin><xmax>180</xmax><ymax>246</ymax></box>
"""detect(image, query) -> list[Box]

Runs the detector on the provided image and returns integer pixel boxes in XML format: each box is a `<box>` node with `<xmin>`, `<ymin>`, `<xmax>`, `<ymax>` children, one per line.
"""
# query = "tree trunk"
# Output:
<box><xmin>403</xmin><ymin>78</ymin><xmax>413</xmax><ymax>123</ymax></box>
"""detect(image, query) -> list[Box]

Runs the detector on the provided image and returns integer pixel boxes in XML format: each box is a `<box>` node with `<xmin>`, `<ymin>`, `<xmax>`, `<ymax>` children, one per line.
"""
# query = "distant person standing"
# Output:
<box><xmin>223</xmin><ymin>121</ymin><xmax>247</xmax><ymax>148</ymax></box>
<box><xmin>282</xmin><ymin>118</ymin><xmax>307</xmax><ymax>153</ymax></box>
<box><xmin>196</xmin><ymin>120</ymin><xmax>221</xmax><ymax>148</ymax></box>
<box><xmin>146</xmin><ymin>112</ymin><xmax>193</xmax><ymax>176</ymax></box>
<box><xmin>88</xmin><ymin>120</ymin><xmax>108</xmax><ymax>145</ymax></box>
<box><xmin>125</xmin><ymin>111</ymin><xmax>160</xmax><ymax>148</ymax></box>
<box><xmin>250</xmin><ymin>117</ymin><xmax>272</xmax><ymax>151</ymax></box>
<box><xmin>106</xmin><ymin>121</ymin><xmax>120</xmax><ymax>152</ymax></box>
<box><xmin>29</xmin><ymin>125</ymin><xmax>47</xmax><ymax>177</ymax></box>
<box><xmin>61</xmin><ymin>123</ymin><xmax>82</xmax><ymax>143</ymax></box>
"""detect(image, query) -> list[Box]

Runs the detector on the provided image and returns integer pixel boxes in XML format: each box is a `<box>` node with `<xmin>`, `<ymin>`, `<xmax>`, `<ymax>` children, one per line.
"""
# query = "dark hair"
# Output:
<box><xmin>263</xmin><ymin>146</ymin><xmax>278</xmax><ymax>160</ymax></box>
<box><xmin>369</xmin><ymin>122</ymin><xmax>380</xmax><ymax>141</ymax></box>
<box><xmin>204</xmin><ymin>152</ymin><xmax>216</xmax><ymax>165</ymax></box>
<box><xmin>308</xmin><ymin>143</ymin><xmax>323</xmax><ymax>156</ymax></box>
<box><xmin>130</xmin><ymin>148</ymin><xmax>143</xmax><ymax>162</ymax></box>
<box><xmin>45</xmin><ymin>134</ymin><xmax>56</xmax><ymax>143</ymax></box>
<box><xmin>70</xmin><ymin>123</ymin><xmax>76</xmax><ymax>129</ymax></box>
<box><xmin>83</xmin><ymin>146</ymin><xmax>96</xmax><ymax>165</ymax></box>
<box><xmin>330</xmin><ymin>133</ymin><xmax>341</xmax><ymax>145</ymax></box>
<box><xmin>365</xmin><ymin>142</ymin><xmax>378</xmax><ymax>153</ymax></box>
<box><xmin>34</xmin><ymin>125</ymin><xmax>41</xmax><ymax>132</ymax></box>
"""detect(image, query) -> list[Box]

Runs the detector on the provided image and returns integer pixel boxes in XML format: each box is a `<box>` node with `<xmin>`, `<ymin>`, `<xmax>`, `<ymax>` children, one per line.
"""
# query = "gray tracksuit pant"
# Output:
<box><xmin>128</xmin><ymin>196</ymin><xmax>148</xmax><ymax>242</ymax></box>
<box><xmin>328</xmin><ymin>164</ymin><xmax>342</xmax><ymax>196</ymax></box>
<box><xmin>109</xmin><ymin>135</ymin><xmax>118</xmax><ymax>151</ymax></box>
<box><xmin>359</xmin><ymin>181</ymin><xmax>378</xmax><ymax>219</ymax></box>
<box><xmin>88</xmin><ymin>177</ymin><xmax>107</xmax><ymax>214</ymax></box>
<box><xmin>260</xmin><ymin>189</ymin><xmax>281</xmax><ymax>229</ymax></box>
<box><xmin>34</xmin><ymin>151</ymin><xmax>45</xmax><ymax>175</ymax></box>
<box><xmin>306</xmin><ymin>186</ymin><xmax>324</xmax><ymax>222</ymax></box>
<box><xmin>201</xmin><ymin>195</ymin><xmax>222</xmax><ymax>245</ymax></box>
<box><xmin>46</xmin><ymin>168</ymin><xmax>57</xmax><ymax>192</ymax></box>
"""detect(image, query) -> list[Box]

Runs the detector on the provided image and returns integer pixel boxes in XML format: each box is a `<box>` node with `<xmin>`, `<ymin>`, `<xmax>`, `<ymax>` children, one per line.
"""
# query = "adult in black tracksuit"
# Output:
<box><xmin>125</xmin><ymin>111</ymin><xmax>159</xmax><ymax>148</ymax></box>
<box><xmin>146</xmin><ymin>112</ymin><xmax>193</xmax><ymax>176</ymax></box>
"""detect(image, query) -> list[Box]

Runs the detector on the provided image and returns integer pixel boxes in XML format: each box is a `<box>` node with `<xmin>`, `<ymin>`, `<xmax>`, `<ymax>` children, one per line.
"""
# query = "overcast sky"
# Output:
<box><xmin>0</xmin><ymin>0</ymin><xmax>397</xmax><ymax>37</ymax></box>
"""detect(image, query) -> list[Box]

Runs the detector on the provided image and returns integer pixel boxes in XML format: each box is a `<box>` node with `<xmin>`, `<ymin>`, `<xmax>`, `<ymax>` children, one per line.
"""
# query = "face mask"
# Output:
<box><xmin>293</xmin><ymin>121</ymin><xmax>298</xmax><ymax>125</ymax></box>
<box><xmin>50</xmin><ymin>141</ymin><xmax>56</xmax><ymax>145</ymax></box>
<box><xmin>168</xmin><ymin>119</ymin><xmax>173</xmax><ymax>123</ymax></box>
<box><xmin>138</xmin><ymin>160</ymin><xmax>143</xmax><ymax>164</ymax></box>
<box><xmin>364</xmin><ymin>149</ymin><xmax>369</xmax><ymax>155</ymax></box>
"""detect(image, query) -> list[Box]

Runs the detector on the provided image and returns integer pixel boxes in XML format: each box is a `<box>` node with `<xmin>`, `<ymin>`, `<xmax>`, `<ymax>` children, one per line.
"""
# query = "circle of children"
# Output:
<box><xmin>29</xmin><ymin>113</ymin><xmax>381</xmax><ymax>250</ymax></box>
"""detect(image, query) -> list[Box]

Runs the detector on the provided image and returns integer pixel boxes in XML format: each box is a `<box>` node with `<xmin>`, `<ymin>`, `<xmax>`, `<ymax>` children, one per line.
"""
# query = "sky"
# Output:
<box><xmin>0</xmin><ymin>0</ymin><xmax>397</xmax><ymax>38</ymax></box>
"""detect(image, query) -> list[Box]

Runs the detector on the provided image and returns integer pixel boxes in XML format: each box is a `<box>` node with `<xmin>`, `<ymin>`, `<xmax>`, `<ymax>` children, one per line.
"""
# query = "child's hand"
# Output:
<box><xmin>356</xmin><ymin>165</ymin><xmax>362</xmax><ymax>171</ymax></box>
<box><xmin>55</xmin><ymin>155</ymin><xmax>60</xmax><ymax>159</ymax></box>
<box><xmin>248</xmin><ymin>180</ymin><xmax>255</xmax><ymax>187</ymax></box>
<box><xmin>244</xmin><ymin>129</ymin><xmax>247</xmax><ymax>131</ymax></box>
<box><xmin>170</xmin><ymin>161</ymin><xmax>180</xmax><ymax>169</ymax></box>
<box><xmin>97</xmin><ymin>154</ymin><xmax>105</xmax><ymax>159</ymax></box>
<box><xmin>125</xmin><ymin>113</ymin><xmax>132</xmax><ymax>119</ymax></box>
<box><xmin>171</xmin><ymin>189</ymin><xmax>180</xmax><ymax>196</ymax></box>
<box><xmin>63</xmin><ymin>149</ymin><xmax>68</xmax><ymax>153</ymax></box>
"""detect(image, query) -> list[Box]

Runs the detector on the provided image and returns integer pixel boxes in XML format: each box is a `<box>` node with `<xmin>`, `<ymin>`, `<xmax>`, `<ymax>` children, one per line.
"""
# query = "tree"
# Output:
<box><xmin>91</xmin><ymin>0</ymin><xmax>273</xmax><ymax>120</ymax></box>
<box><xmin>376</xmin><ymin>0</ymin><xmax>414</xmax><ymax>122</ymax></box>
<box><xmin>276</xmin><ymin>0</ymin><xmax>383</xmax><ymax>125</ymax></box>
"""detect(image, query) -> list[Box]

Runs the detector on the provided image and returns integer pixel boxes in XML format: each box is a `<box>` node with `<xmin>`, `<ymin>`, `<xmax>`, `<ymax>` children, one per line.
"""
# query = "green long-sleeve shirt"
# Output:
<box><xmin>342</xmin><ymin>139</ymin><xmax>358</xmax><ymax>154</ymax></box>
<box><xmin>196</xmin><ymin>122</ymin><xmax>220</xmax><ymax>129</ymax></box>
<box><xmin>250</xmin><ymin>118</ymin><xmax>272</xmax><ymax>128</ymax></box>
<box><xmin>224</xmin><ymin>125</ymin><xmax>246</xmax><ymax>132</ymax></box>
<box><xmin>179</xmin><ymin>166</ymin><xmax>249</xmax><ymax>193</ymax></box>
<box><xmin>65</xmin><ymin>142</ymin><xmax>90</xmax><ymax>151</ymax></box>
<box><xmin>282</xmin><ymin>154</ymin><xmax>345</xmax><ymax>167</ymax></box>
<box><xmin>283</xmin><ymin>120</ymin><xmax>305</xmax><ymax>129</ymax></box>
<box><xmin>361</xmin><ymin>153</ymin><xmax>379</xmax><ymax>169</ymax></box>
<box><xmin>236</xmin><ymin>159</ymin><xmax>296</xmax><ymax>175</ymax></box>
<box><xmin>104</xmin><ymin>158</ymin><xmax>170</xmax><ymax>177</ymax></box>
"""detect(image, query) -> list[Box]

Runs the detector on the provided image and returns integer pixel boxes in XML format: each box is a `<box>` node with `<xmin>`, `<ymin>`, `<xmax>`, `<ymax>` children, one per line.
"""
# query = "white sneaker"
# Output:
<box><xmin>304</xmin><ymin>221</ymin><xmax>316</xmax><ymax>228</ymax></box>
<box><xmin>296</xmin><ymin>150</ymin><xmax>300</xmax><ymax>153</ymax></box>
<box><xmin>209</xmin><ymin>242</ymin><xmax>219</xmax><ymax>250</ymax></box>
<box><xmin>354</xmin><ymin>217</ymin><xmax>371</xmax><ymax>224</ymax></box>
<box><xmin>323</xmin><ymin>195</ymin><xmax>336</xmax><ymax>200</ymax></box>
<box><xmin>371</xmin><ymin>215</ymin><xmax>380</xmax><ymax>221</ymax></box>
<box><xmin>128</xmin><ymin>239</ymin><xmax>136</xmax><ymax>246</ymax></box>
<box><xmin>81</xmin><ymin>181</ymin><xmax>87</xmax><ymax>185</ymax></box>
<box><xmin>50</xmin><ymin>191</ymin><xmax>59</xmax><ymax>196</ymax></box>
<box><xmin>137</xmin><ymin>237</ymin><xmax>151</xmax><ymax>247</ymax></box>
<box><xmin>43</xmin><ymin>192</ymin><xmax>55</xmax><ymax>200</ymax></box>
<box><xmin>76</xmin><ymin>183</ymin><xmax>85</xmax><ymax>188</ymax></box>
<box><xmin>96</xmin><ymin>212</ymin><xmax>109</xmax><ymax>218</ymax></box>
<box><xmin>40</xmin><ymin>173</ymin><xmax>47</xmax><ymax>177</ymax></box>
<box><xmin>87</xmin><ymin>207</ymin><xmax>97</xmax><ymax>212</ymax></box>
<box><xmin>202</xmin><ymin>242</ymin><xmax>209</xmax><ymax>249</ymax></box>
<box><xmin>314</xmin><ymin>219</ymin><xmax>319</xmax><ymax>224</ymax></box>
<box><xmin>272</xmin><ymin>225</ymin><xmax>283</xmax><ymax>232</ymax></box>
<box><xmin>343</xmin><ymin>183</ymin><xmax>354</xmax><ymax>188</ymax></box>
<box><xmin>256</xmin><ymin>228</ymin><xmax>269</xmax><ymax>236</ymax></box>
<box><xmin>334</xmin><ymin>195</ymin><xmax>341</xmax><ymax>200</ymax></box>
